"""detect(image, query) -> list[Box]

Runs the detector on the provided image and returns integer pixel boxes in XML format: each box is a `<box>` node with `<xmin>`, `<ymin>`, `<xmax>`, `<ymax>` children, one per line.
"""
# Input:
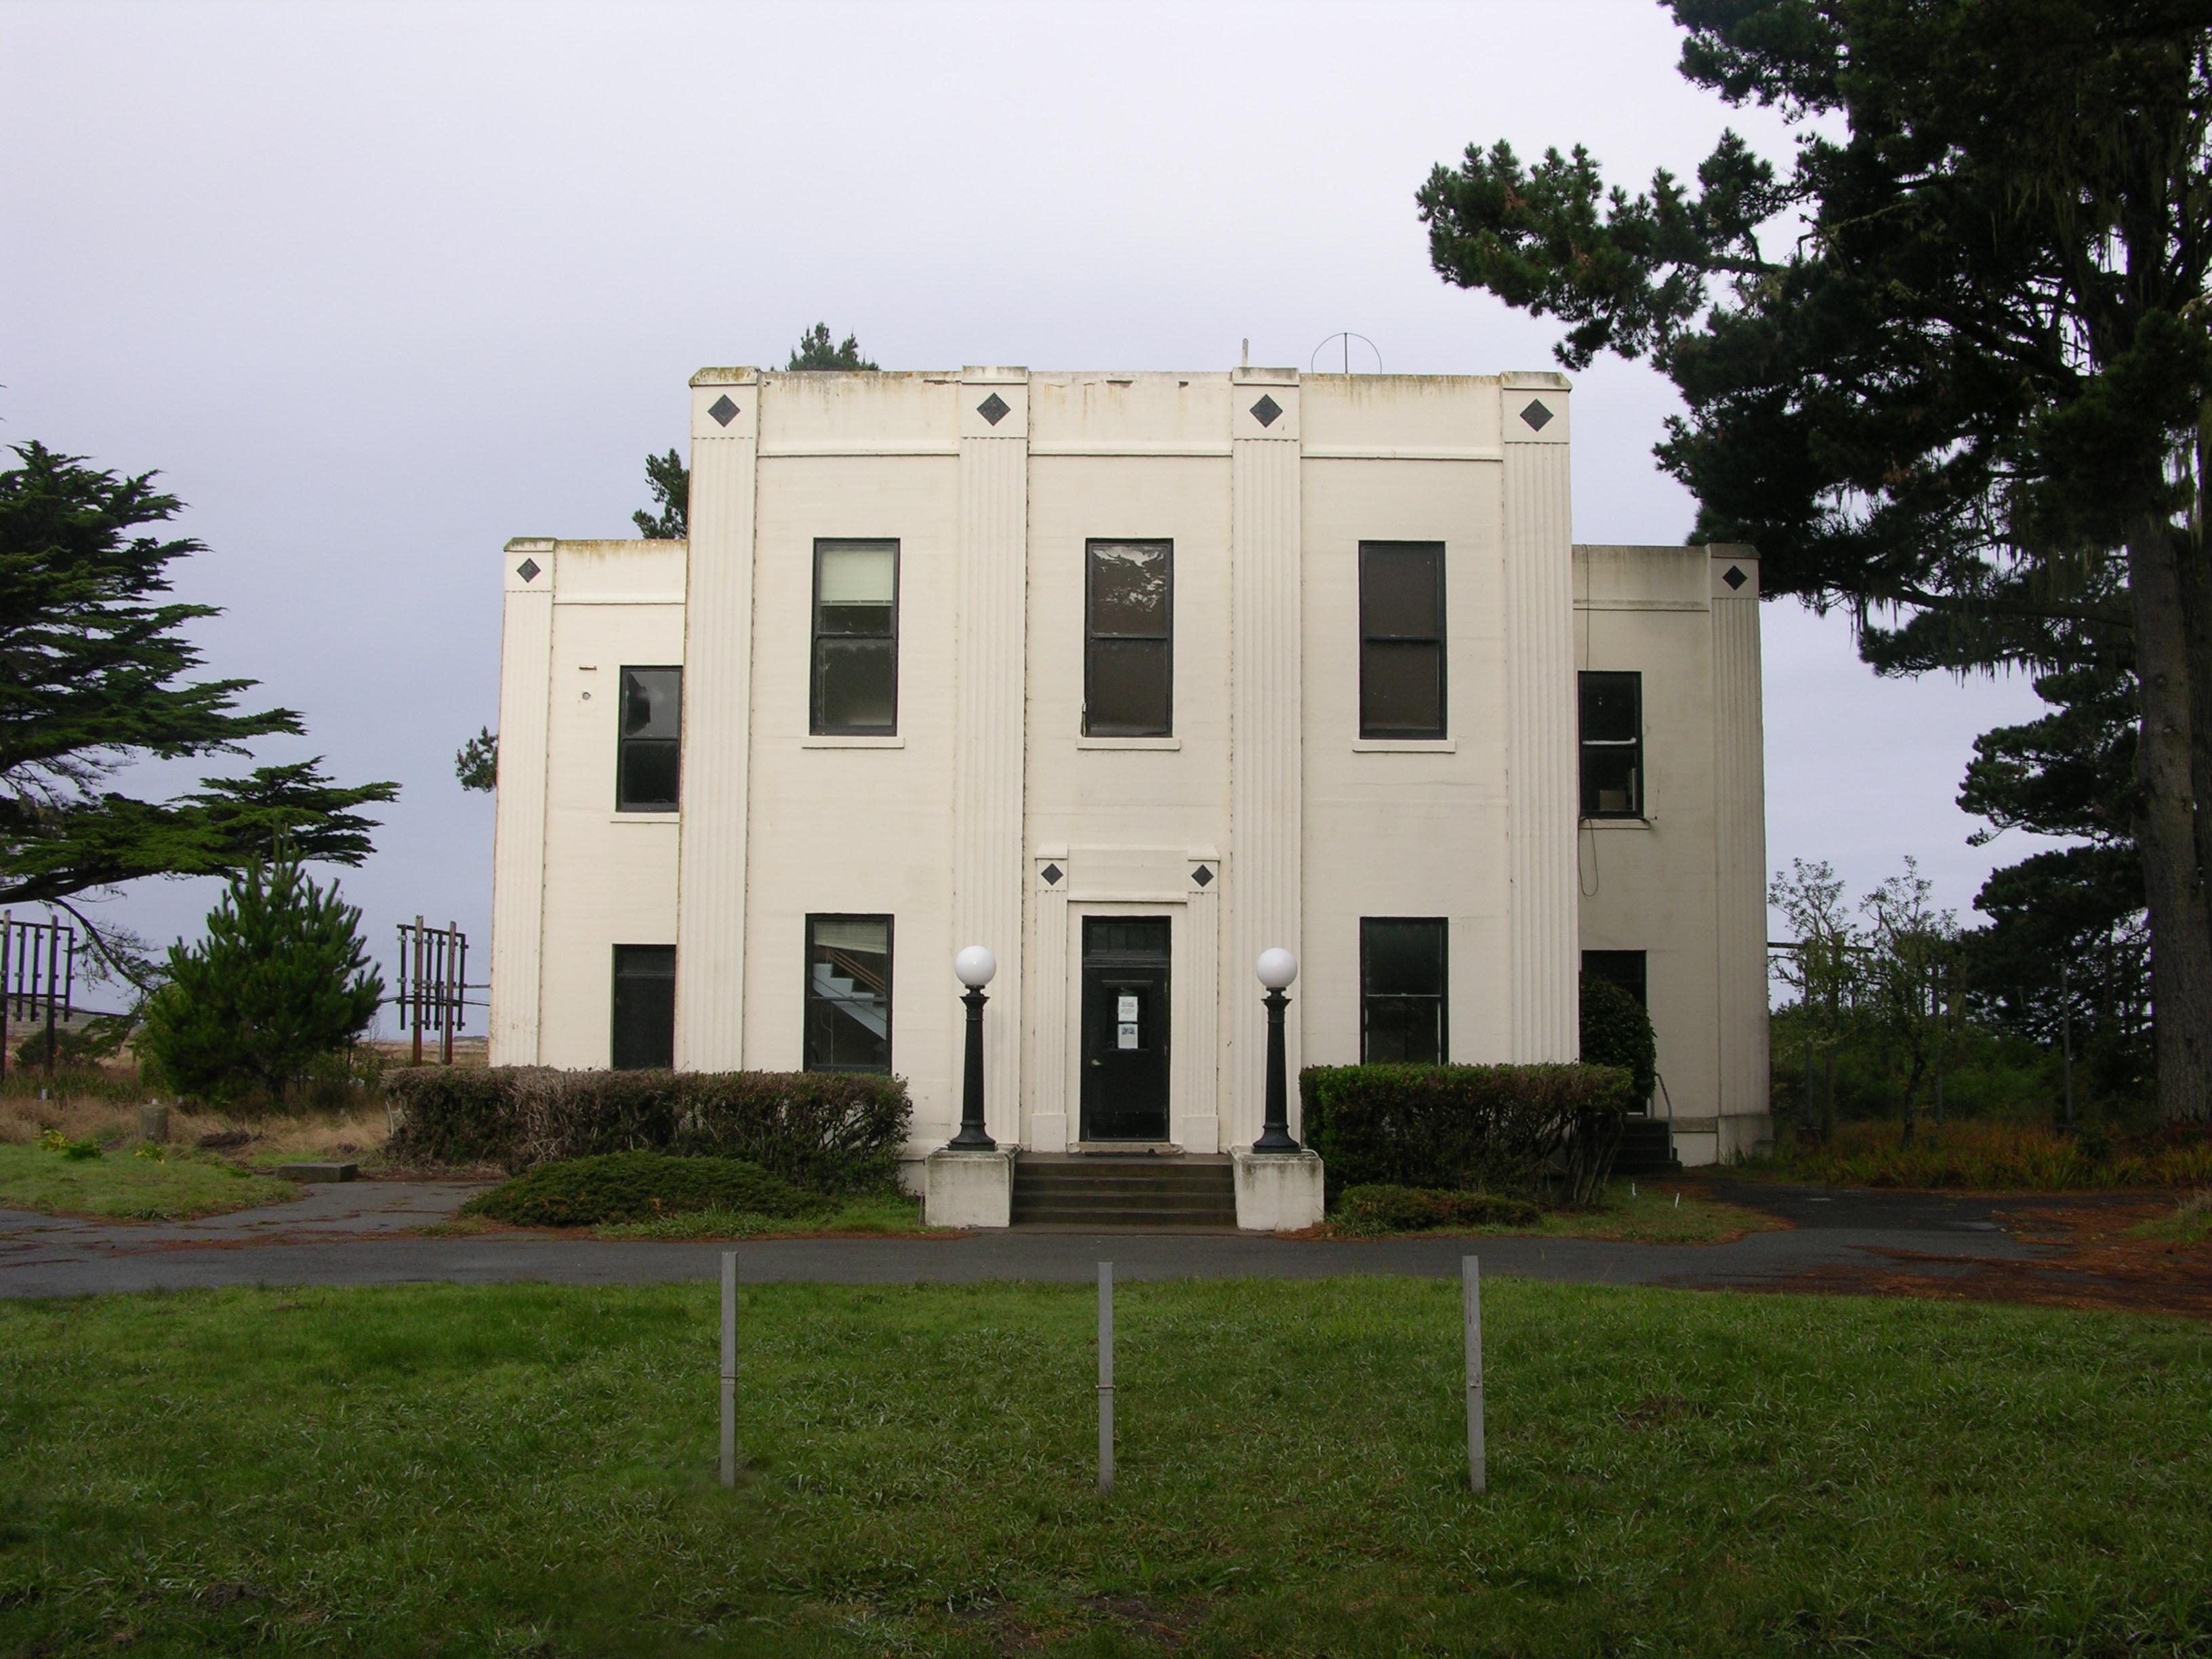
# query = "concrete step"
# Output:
<box><xmin>1614</xmin><ymin>1118</ymin><xmax>1681</xmax><ymax>1176</ymax></box>
<box><xmin>1012</xmin><ymin>1153</ymin><xmax>1237</xmax><ymax>1229</ymax></box>
<box><xmin>1010</xmin><ymin>1211</ymin><xmax>1239</xmax><ymax>1231</ymax></box>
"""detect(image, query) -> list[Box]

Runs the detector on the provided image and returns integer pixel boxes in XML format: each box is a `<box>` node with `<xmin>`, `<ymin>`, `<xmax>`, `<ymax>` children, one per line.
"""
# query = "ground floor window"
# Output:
<box><xmin>804</xmin><ymin>914</ymin><xmax>893</xmax><ymax>1073</ymax></box>
<box><xmin>1361</xmin><ymin>918</ymin><xmax>1448</xmax><ymax>1064</ymax></box>
<box><xmin>1582</xmin><ymin>949</ymin><xmax>1648</xmax><ymax>1008</ymax></box>
<box><xmin>610</xmin><ymin>944</ymin><xmax>676</xmax><ymax>1069</ymax></box>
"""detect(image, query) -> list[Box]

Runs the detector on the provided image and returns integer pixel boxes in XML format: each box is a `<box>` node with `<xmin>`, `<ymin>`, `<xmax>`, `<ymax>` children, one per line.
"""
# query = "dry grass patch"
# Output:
<box><xmin>0</xmin><ymin>1090</ymin><xmax>389</xmax><ymax>1166</ymax></box>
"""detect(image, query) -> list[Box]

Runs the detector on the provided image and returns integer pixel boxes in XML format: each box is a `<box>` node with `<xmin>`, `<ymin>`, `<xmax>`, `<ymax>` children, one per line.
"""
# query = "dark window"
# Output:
<box><xmin>1361</xmin><ymin>918</ymin><xmax>1448</xmax><ymax>1065</ymax></box>
<box><xmin>1085</xmin><ymin>540</ymin><xmax>1172</xmax><ymax>735</ymax></box>
<box><xmin>617</xmin><ymin>667</ymin><xmax>681</xmax><ymax>811</ymax></box>
<box><xmin>1582</xmin><ymin>949</ymin><xmax>1648</xmax><ymax>1008</ymax></box>
<box><xmin>811</xmin><ymin>540</ymin><xmax>898</xmax><ymax>735</ymax></box>
<box><xmin>1579</xmin><ymin>670</ymin><xmax>1643</xmax><ymax>817</ymax></box>
<box><xmin>804</xmin><ymin>914</ymin><xmax>893</xmax><ymax>1073</ymax></box>
<box><xmin>1359</xmin><ymin>542</ymin><xmax>1446</xmax><ymax>739</ymax></box>
<box><xmin>610</xmin><ymin>945</ymin><xmax>676</xmax><ymax>1069</ymax></box>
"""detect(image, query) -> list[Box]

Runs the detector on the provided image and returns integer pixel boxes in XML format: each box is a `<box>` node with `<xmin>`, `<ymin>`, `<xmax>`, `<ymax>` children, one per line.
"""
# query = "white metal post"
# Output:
<box><xmin>719</xmin><ymin>1250</ymin><xmax>737</xmax><ymax>1488</ymax></box>
<box><xmin>1098</xmin><ymin>1261</ymin><xmax>1115</xmax><ymax>1493</ymax></box>
<box><xmin>1463</xmin><ymin>1254</ymin><xmax>1486</xmax><ymax>1493</ymax></box>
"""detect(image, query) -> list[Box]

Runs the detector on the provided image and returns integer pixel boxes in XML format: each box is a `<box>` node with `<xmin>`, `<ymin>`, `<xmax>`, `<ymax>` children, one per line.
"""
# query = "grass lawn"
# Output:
<box><xmin>2133</xmin><ymin>1187</ymin><xmax>2212</xmax><ymax>1246</ymax></box>
<box><xmin>1395</xmin><ymin>1179</ymin><xmax>1777</xmax><ymax>1245</ymax></box>
<box><xmin>3</xmin><ymin>1281</ymin><xmax>2208</xmax><ymax>1656</ymax></box>
<box><xmin>594</xmin><ymin>1191</ymin><xmax>928</xmax><ymax>1240</ymax></box>
<box><xmin>0</xmin><ymin>1141</ymin><xmax>298</xmax><ymax>1221</ymax></box>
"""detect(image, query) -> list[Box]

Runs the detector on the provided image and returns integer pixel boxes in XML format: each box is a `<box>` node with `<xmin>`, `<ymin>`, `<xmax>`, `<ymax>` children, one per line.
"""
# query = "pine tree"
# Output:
<box><xmin>138</xmin><ymin>850</ymin><xmax>385</xmax><ymax>1105</ymax></box>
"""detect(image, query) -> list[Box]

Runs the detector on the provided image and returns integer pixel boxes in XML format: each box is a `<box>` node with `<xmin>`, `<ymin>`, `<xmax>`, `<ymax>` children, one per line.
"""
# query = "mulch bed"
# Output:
<box><xmin>1754</xmin><ymin>1196</ymin><xmax>2212</xmax><ymax>1319</ymax></box>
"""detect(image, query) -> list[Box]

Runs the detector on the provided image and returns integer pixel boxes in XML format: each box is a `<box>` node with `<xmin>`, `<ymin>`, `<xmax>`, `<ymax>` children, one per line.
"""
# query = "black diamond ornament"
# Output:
<box><xmin>1723</xmin><ymin>565</ymin><xmax>1748</xmax><ymax>591</ymax></box>
<box><xmin>1250</xmin><ymin>394</ymin><xmax>1283</xmax><ymax>428</ymax></box>
<box><xmin>1520</xmin><ymin>398</ymin><xmax>1554</xmax><ymax>431</ymax></box>
<box><xmin>708</xmin><ymin>394</ymin><xmax>740</xmax><ymax>427</ymax></box>
<box><xmin>515</xmin><ymin>558</ymin><xmax>541</xmax><ymax>583</ymax></box>
<box><xmin>1040</xmin><ymin>863</ymin><xmax>1063</xmax><ymax>886</ymax></box>
<box><xmin>1191</xmin><ymin>865</ymin><xmax>1214</xmax><ymax>888</ymax></box>
<box><xmin>977</xmin><ymin>392</ymin><xmax>1011</xmax><ymax>426</ymax></box>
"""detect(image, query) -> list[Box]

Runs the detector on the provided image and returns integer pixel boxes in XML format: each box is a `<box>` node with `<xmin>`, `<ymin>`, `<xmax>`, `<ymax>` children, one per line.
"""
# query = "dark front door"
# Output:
<box><xmin>1080</xmin><ymin>916</ymin><xmax>1171</xmax><ymax>1141</ymax></box>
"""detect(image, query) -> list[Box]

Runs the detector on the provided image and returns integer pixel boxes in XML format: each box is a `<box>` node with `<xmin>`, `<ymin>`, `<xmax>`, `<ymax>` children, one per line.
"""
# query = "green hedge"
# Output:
<box><xmin>1332</xmin><ymin>1185</ymin><xmax>1542</xmax><ymax>1235</ymax></box>
<box><xmin>1300</xmin><ymin>1062</ymin><xmax>1633</xmax><ymax>1207</ymax></box>
<box><xmin>386</xmin><ymin>1067</ymin><xmax>912</xmax><ymax>1193</ymax></box>
<box><xmin>1579</xmin><ymin>973</ymin><xmax>1656</xmax><ymax>1106</ymax></box>
<box><xmin>462</xmin><ymin>1153</ymin><xmax>811</xmax><ymax>1228</ymax></box>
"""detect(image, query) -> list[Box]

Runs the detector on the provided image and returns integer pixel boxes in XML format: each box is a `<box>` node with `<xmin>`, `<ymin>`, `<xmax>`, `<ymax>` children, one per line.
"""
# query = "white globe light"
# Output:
<box><xmin>954</xmin><ymin>945</ymin><xmax>998</xmax><ymax>989</ymax></box>
<box><xmin>1255</xmin><ymin>948</ymin><xmax>1298</xmax><ymax>990</ymax></box>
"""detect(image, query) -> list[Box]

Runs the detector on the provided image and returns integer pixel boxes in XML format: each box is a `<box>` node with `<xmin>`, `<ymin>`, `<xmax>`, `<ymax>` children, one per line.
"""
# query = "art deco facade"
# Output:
<box><xmin>488</xmin><ymin>366</ymin><xmax>1771</xmax><ymax>1165</ymax></box>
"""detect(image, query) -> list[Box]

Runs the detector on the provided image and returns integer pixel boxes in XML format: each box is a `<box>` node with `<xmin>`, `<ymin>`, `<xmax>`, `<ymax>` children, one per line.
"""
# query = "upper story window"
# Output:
<box><xmin>1579</xmin><ymin>670</ymin><xmax>1643</xmax><ymax>818</ymax></box>
<box><xmin>617</xmin><ymin>667</ymin><xmax>682</xmax><ymax>811</ymax></box>
<box><xmin>1085</xmin><ymin>539</ymin><xmax>1172</xmax><ymax>736</ymax></box>
<box><xmin>804</xmin><ymin>914</ymin><xmax>893</xmax><ymax>1073</ymax></box>
<box><xmin>1361</xmin><ymin>917</ymin><xmax>1448</xmax><ymax>1065</ymax></box>
<box><xmin>1359</xmin><ymin>542</ymin><xmax>1446</xmax><ymax>739</ymax></box>
<box><xmin>812</xmin><ymin>540</ymin><xmax>899</xmax><ymax>735</ymax></box>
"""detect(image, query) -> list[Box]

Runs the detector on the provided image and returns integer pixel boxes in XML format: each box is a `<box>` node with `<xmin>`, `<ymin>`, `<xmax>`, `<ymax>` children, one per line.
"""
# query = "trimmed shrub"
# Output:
<box><xmin>1300</xmin><ymin>1062</ymin><xmax>1633</xmax><ymax>1206</ymax></box>
<box><xmin>382</xmin><ymin>1067</ymin><xmax>516</xmax><ymax>1166</ymax></box>
<box><xmin>1580</xmin><ymin>972</ymin><xmax>1656</xmax><ymax>1106</ymax></box>
<box><xmin>462</xmin><ymin>1152</ymin><xmax>811</xmax><ymax>1228</ymax></box>
<box><xmin>386</xmin><ymin>1067</ymin><xmax>912</xmax><ymax>1193</ymax></box>
<box><xmin>1333</xmin><ymin>1185</ymin><xmax>1542</xmax><ymax>1235</ymax></box>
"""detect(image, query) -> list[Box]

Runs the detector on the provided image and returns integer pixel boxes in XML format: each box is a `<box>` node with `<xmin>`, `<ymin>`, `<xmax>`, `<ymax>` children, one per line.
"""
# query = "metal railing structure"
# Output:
<box><xmin>393</xmin><ymin>917</ymin><xmax>483</xmax><ymax>1066</ymax></box>
<box><xmin>0</xmin><ymin>914</ymin><xmax>79</xmax><ymax>1081</ymax></box>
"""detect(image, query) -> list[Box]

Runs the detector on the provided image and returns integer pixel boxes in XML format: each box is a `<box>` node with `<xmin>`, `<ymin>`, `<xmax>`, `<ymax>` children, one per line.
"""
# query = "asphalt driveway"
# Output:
<box><xmin>0</xmin><ymin>1176</ymin><xmax>2123</xmax><ymax>1301</ymax></box>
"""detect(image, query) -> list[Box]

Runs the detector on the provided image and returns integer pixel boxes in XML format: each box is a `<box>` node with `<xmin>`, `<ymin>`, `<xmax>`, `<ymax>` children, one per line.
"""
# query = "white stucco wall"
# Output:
<box><xmin>1574</xmin><ymin>544</ymin><xmax>1771</xmax><ymax>1161</ymax></box>
<box><xmin>487</xmin><ymin>368</ymin><xmax>1769</xmax><ymax>1166</ymax></box>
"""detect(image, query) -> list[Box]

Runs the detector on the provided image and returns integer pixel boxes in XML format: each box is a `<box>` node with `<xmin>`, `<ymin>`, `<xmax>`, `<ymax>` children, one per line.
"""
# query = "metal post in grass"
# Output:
<box><xmin>719</xmin><ymin>1250</ymin><xmax>738</xmax><ymax>1488</ymax></box>
<box><xmin>1462</xmin><ymin>1255</ymin><xmax>1486</xmax><ymax>1493</ymax></box>
<box><xmin>1098</xmin><ymin>1261</ymin><xmax>1115</xmax><ymax>1494</ymax></box>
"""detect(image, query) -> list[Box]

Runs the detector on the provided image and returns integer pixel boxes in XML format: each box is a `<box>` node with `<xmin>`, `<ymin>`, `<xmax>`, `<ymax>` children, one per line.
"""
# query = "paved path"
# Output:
<box><xmin>0</xmin><ymin>1179</ymin><xmax>2096</xmax><ymax>1300</ymax></box>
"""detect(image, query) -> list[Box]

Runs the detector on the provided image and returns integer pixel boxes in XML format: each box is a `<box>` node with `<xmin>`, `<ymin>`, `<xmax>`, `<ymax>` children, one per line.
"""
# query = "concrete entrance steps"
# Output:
<box><xmin>1011</xmin><ymin>1152</ymin><xmax>1237</xmax><ymax>1230</ymax></box>
<box><xmin>1613</xmin><ymin>1115</ymin><xmax>1681</xmax><ymax>1177</ymax></box>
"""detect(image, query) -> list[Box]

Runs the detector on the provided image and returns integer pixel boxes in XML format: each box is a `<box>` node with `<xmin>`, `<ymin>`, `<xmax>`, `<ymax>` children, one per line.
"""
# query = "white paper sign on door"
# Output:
<box><xmin>1117</xmin><ymin>996</ymin><xmax>1139</xmax><ymax>1022</ymax></box>
<box><xmin>1117</xmin><ymin>1022</ymin><xmax>1139</xmax><ymax>1049</ymax></box>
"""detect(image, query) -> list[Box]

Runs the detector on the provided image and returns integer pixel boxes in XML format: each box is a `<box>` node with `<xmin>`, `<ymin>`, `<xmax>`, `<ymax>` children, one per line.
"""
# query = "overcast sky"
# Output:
<box><xmin>5</xmin><ymin>0</ymin><xmax>2059</xmax><ymax>1025</ymax></box>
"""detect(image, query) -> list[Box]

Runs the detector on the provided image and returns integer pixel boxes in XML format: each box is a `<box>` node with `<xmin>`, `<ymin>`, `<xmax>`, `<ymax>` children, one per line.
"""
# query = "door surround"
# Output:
<box><xmin>1027</xmin><ymin>846</ymin><xmax>1221</xmax><ymax>1153</ymax></box>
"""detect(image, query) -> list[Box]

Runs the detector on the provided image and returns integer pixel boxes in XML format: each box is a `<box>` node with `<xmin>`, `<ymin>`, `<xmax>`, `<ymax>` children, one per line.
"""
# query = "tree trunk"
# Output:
<box><xmin>1899</xmin><ymin>1053</ymin><xmax>1925</xmax><ymax>1148</ymax></box>
<box><xmin>2127</xmin><ymin>521</ymin><xmax>2212</xmax><ymax>1124</ymax></box>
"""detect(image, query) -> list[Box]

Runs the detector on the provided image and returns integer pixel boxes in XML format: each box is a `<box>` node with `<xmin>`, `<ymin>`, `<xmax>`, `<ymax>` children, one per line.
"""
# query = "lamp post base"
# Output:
<box><xmin>924</xmin><ymin>1147</ymin><xmax>1016</xmax><ymax>1228</ymax></box>
<box><xmin>1230</xmin><ymin>1147</ymin><xmax>1324</xmax><ymax>1232</ymax></box>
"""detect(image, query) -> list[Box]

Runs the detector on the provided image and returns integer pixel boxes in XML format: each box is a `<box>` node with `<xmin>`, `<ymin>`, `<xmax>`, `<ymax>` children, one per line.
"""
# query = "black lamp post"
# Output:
<box><xmin>1253</xmin><ymin>948</ymin><xmax>1302</xmax><ymax>1153</ymax></box>
<box><xmin>948</xmin><ymin>945</ymin><xmax>998</xmax><ymax>1150</ymax></box>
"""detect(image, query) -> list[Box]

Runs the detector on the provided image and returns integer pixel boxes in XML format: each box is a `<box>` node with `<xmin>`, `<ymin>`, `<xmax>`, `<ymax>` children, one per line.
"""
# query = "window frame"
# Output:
<box><xmin>802</xmin><ymin>912</ymin><xmax>895</xmax><ymax>1075</ymax></box>
<box><xmin>614</xmin><ymin>665</ymin><xmax>682</xmax><ymax>813</ymax></box>
<box><xmin>1357</xmin><ymin>541</ymin><xmax>1448</xmax><ymax>741</ymax></box>
<box><xmin>810</xmin><ymin>539</ymin><xmax>901</xmax><ymax>737</ymax></box>
<box><xmin>1578</xmin><ymin>670</ymin><xmax>1645</xmax><ymax>819</ymax></box>
<box><xmin>609</xmin><ymin>943</ymin><xmax>676</xmax><ymax>1071</ymax></box>
<box><xmin>1083</xmin><ymin>537</ymin><xmax>1174</xmax><ymax>737</ymax></box>
<box><xmin>1359</xmin><ymin>916</ymin><xmax>1450</xmax><ymax>1065</ymax></box>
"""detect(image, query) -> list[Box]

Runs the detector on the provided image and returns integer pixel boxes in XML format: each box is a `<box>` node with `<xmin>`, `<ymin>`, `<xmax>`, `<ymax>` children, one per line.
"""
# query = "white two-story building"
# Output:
<box><xmin>487</xmin><ymin>365</ymin><xmax>1771</xmax><ymax>1168</ymax></box>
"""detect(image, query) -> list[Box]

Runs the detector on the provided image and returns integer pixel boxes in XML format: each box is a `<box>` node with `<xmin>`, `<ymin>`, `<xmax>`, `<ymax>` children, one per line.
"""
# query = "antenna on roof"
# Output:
<box><xmin>1311</xmin><ymin>333</ymin><xmax>1382</xmax><ymax>375</ymax></box>
<box><xmin>1241</xmin><ymin>338</ymin><xmax>1249</xmax><ymax>369</ymax></box>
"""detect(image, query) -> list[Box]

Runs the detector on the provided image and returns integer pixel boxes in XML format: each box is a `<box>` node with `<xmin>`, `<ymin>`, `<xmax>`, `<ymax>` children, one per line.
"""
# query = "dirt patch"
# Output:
<box><xmin>1754</xmin><ymin>1196</ymin><xmax>2212</xmax><ymax>1318</ymax></box>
